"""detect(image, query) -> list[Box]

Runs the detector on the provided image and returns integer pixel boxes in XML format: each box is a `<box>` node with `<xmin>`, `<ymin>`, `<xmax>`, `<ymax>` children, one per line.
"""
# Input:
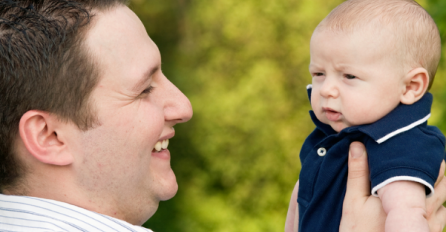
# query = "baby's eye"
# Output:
<box><xmin>313</xmin><ymin>72</ymin><xmax>324</xmax><ymax>77</ymax></box>
<box><xmin>345</xmin><ymin>74</ymin><xmax>356</xmax><ymax>79</ymax></box>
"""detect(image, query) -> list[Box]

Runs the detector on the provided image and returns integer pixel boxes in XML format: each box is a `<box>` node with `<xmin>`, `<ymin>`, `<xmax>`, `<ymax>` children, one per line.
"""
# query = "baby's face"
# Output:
<box><xmin>309</xmin><ymin>28</ymin><xmax>407</xmax><ymax>132</ymax></box>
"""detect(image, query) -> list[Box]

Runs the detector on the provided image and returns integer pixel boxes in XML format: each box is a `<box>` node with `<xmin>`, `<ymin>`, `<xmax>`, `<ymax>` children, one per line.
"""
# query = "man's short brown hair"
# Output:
<box><xmin>0</xmin><ymin>0</ymin><xmax>127</xmax><ymax>191</ymax></box>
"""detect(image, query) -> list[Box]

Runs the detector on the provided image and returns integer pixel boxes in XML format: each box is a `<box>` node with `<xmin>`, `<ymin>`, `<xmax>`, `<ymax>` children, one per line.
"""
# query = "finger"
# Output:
<box><xmin>344</xmin><ymin>142</ymin><xmax>370</xmax><ymax>200</ymax></box>
<box><xmin>285</xmin><ymin>180</ymin><xmax>299</xmax><ymax>232</ymax></box>
<box><xmin>436</xmin><ymin>207</ymin><xmax>446</xmax><ymax>229</ymax></box>
<box><xmin>427</xmin><ymin>176</ymin><xmax>446</xmax><ymax>216</ymax></box>
<box><xmin>437</xmin><ymin>207</ymin><xmax>446</xmax><ymax>231</ymax></box>
<box><xmin>428</xmin><ymin>206</ymin><xmax>446</xmax><ymax>232</ymax></box>
<box><xmin>434</xmin><ymin>161</ymin><xmax>445</xmax><ymax>187</ymax></box>
<box><xmin>293</xmin><ymin>205</ymin><xmax>299</xmax><ymax>232</ymax></box>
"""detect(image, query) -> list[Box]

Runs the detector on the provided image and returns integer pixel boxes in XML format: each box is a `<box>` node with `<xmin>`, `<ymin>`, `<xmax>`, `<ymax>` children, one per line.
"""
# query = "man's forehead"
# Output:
<box><xmin>85</xmin><ymin>6</ymin><xmax>147</xmax><ymax>50</ymax></box>
<box><xmin>84</xmin><ymin>5</ymin><xmax>161</xmax><ymax>88</ymax></box>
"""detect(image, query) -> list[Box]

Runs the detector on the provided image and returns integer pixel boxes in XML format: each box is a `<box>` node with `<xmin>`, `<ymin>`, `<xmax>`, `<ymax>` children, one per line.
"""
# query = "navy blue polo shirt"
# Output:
<box><xmin>297</xmin><ymin>86</ymin><xmax>445</xmax><ymax>232</ymax></box>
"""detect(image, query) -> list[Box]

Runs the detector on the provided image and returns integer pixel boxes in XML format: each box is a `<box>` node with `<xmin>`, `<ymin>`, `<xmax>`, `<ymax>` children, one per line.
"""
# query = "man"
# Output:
<box><xmin>0</xmin><ymin>0</ymin><xmax>193</xmax><ymax>231</ymax></box>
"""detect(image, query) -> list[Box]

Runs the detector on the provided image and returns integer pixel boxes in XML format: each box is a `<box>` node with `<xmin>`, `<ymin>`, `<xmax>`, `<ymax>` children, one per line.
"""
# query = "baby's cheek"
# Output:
<box><xmin>310</xmin><ymin>91</ymin><xmax>317</xmax><ymax>107</ymax></box>
<box><xmin>344</xmin><ymin>105</ymin><xmax>371</xmax><ymax>125</ymax></box>
<box><xmin>310</xmin><ymin>94</ymin><xmax>319</xmax><ymax>113</ymax></box>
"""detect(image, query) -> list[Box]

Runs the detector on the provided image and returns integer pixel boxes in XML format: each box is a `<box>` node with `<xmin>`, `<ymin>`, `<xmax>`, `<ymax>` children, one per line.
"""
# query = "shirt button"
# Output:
<box><xmin>317</xmin><ymin>147</ymin><xmax>327</xmax><ymax>156</ymax></box>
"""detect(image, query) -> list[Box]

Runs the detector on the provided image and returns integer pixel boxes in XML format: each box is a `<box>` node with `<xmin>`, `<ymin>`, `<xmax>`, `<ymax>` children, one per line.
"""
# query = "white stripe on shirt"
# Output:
<box><xmin>0</xmin><ymin>194</ymin><xmax>153</xmax><ymax>232</ymax></box>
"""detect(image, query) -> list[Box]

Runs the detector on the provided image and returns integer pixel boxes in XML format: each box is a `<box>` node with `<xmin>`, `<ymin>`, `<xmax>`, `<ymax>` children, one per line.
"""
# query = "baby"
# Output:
<box><xmin>296</xmin><ymin>0</ymin><xmax>445</xmax><ymax>231</ymax></box>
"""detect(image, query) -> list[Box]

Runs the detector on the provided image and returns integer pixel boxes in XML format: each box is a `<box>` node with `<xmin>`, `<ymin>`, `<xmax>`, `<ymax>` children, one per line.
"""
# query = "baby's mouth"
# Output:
<box><xmin>323</xmin><ymin>108</ymin><xmax>341</xmax><ymax>121</ymax></box>
<box><xmin>152</xmin><ymin>139</ymin><xmax>169</xmax><ymax>152</ymax></box>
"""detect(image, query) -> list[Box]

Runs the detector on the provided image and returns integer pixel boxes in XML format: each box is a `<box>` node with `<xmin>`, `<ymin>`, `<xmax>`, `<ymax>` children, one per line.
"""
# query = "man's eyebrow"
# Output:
<box><xmin>132</xmin><ymin>65</ymin><xmax>160</xmax><ymax>91</ymax></box>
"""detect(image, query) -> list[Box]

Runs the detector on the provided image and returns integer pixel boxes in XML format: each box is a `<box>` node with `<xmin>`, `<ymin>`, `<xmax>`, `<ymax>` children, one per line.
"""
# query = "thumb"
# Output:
<box><xmin>345</xmin><ymin>142</ymin><xmax>370</xmax><ymax>199</ymax></box>
<box><xmin>434</xmin><ymin>160</ymin><xmax>445</xmax><ymax>187</ymax></box>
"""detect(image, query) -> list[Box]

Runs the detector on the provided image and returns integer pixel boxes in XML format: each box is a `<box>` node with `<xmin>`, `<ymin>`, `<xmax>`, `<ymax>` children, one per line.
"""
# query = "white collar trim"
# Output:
<box><xmin>376</xmin><ymin>113</ymin><xmax>430</xmax><ymax>144</ymax></box>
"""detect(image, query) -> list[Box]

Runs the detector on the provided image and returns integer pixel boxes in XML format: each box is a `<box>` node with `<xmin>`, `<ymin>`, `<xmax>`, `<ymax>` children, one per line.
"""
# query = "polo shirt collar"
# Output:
<box><xmin>306</xmin><ymin>85</ymin><xmax>433</xmax><ymax>144</ymax></box>
<box><xmin>358</xmin><ymin>92</ymin><xmax>432</xmax><ymax>144</ymax></box>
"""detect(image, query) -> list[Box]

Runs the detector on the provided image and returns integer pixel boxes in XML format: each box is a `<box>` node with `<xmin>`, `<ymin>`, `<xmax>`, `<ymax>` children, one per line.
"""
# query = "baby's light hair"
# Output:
<box><xmin>317</xmin><ymin>0</ymin><xmax>441</xmax><ymax>90</ymax></box>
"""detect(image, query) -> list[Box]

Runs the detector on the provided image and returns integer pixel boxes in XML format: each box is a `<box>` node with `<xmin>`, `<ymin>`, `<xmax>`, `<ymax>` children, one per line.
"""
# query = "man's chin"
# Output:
<box><xmin>159</xmin><ymin>181</ymin><xmax>178</xmax><ymax>201</ymax></box>
<box><xmin>153</xmin><ymin>169</ymin><xmax>178</xmax><ymax>201</ymax></box>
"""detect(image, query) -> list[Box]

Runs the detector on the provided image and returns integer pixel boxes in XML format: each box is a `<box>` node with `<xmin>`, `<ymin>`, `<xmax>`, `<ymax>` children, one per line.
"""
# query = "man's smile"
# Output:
<box><xmin>153</xmin><ymin>139</ymin><xmax>169</xmax><ymax>152</ymax></box>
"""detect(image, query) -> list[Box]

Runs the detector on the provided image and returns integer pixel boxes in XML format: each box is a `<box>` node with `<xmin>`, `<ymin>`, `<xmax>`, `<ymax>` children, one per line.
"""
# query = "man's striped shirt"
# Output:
<box><xmin>0</xmin><ymin>194</ymin><xmax>154</xmax><ymax>232</ymax></box>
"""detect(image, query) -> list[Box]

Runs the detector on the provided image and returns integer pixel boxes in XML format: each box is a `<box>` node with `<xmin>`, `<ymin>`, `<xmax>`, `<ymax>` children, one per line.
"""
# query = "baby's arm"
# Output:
<box><xmin>285</xmin><ymin>180</ymin><xmax>299</xmax><ymax>232</ymax></box>
<box><xmin>378</xmin><ymin>181</ymin><xmax>428</xmax><ymax>232</ymax></box>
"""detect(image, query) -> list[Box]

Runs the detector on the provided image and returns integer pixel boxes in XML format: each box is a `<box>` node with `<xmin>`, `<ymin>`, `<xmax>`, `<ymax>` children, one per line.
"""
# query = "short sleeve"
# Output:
<box><xmin>366</xmin><ymin>126</ymin><xmax>445</xmax><ymax>197</ymax></box>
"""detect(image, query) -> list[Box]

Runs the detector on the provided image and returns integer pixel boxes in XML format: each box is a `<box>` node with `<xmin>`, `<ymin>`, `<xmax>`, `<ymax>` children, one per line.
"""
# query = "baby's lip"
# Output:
<box><xmin>322</xmin><ymin>107</ymin><xmax>338</xmax><ymax>113</ymax></box>
<box><xmin>322</xmin><ymin>107</ymin><xmax>341</xmax><ymax>121</ymax></box>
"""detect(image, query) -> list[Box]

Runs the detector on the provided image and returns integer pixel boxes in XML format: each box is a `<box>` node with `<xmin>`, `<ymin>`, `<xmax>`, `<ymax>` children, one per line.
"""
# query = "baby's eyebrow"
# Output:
<box><xmin>308</xmin><ymin>63</ymin><xmax>318</xmax><ymax>70</ymax></box>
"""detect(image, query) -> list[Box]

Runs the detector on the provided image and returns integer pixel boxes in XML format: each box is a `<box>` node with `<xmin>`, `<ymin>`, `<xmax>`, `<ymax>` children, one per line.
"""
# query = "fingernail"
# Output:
<box><xmin>350</xmin><ymin>143</ymin><xmax>364</xmax><ymax>158</ymax></box>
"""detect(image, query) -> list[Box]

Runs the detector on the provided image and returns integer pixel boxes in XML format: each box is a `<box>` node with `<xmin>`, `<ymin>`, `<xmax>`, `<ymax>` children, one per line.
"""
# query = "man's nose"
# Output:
<box><xmin>319</xmin><ymin>77</ymin><xmax>339</xmax><ymax>99</ymax></box>
<box><xmin>163</xmin><ymin>77</ymin><xmax>193</xmax><ymax>124</ymax></box>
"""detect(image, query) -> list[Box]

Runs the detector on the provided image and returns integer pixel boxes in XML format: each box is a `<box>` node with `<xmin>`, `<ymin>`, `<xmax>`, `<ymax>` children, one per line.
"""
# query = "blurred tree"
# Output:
<box><xmin>427</xmin><ymin>5</ymin><xmax>446</xmax><ymax>231</ymax></box>
<box><xmin>128</xmin><ymin>0</ymin><xmax>446</xmax><ymax>231</ymax></box>
<box><xmin>427</xmin><ymin>0</ymin><xmax>446</xmax><ymax>137</ymax></box>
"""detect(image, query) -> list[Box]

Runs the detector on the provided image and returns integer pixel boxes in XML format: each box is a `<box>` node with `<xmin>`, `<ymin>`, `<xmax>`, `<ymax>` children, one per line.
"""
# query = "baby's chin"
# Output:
<box><xmin>332</xmin><ymin>125</ymin><xmax>346</xmax><ymax>133</ymax></box>
<box><xmin>327</xmin><ymin>121</ymin><xmax>351</xmax><ymax>133</ymax></box>
<box><xmin>317</xmin><ymin>113</ymin><xmax>353</xmax><ymax>132</ymax></box>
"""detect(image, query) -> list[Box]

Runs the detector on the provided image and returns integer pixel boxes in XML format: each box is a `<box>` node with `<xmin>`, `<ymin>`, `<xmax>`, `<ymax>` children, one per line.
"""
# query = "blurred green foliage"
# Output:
<box><xmin>127</xmin><ymin>0</ymin><xmax>446</xmax><ymax>231</ymax></box>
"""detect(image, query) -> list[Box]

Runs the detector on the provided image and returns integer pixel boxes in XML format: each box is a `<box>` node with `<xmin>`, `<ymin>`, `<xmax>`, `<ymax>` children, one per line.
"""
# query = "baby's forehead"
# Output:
<box><xmin>317</xmin><ymin>0</ymin><xmax>436</xmax><ymax>46</ymax></box>
<box><xmin>317</xmin><ymin>14</ymin><xmax>405</xmax><ymax>42</ymax></box>
<box><xmin>312</xmin><ymin>24</ymin><xmax>397</xmax><ymax>50</ymax></box>
<box><xmin>311</xmin><ymin>26</ymin><xmax>406</xmax><ymax>68</ymax></box>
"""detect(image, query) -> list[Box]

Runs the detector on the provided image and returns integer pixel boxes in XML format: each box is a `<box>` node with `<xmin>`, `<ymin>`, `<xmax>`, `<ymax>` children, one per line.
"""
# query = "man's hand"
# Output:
<box><xmin>285</xmin><ymin>180</ymin><xmax>299</xmax><ymax>232</ymax></box>
<box><xmin>339</xmin><ymin>142</ymin><xmax>386</xmax><ymax>232</ymax></box>
<box><xmin>340</xmin><ymin>142</ymin><xmax>446</xmax><ymax>232</ymax></box>
<box><xmin>426</xmin><ymin>161</ymin><xmax>446</xmax><ymax>232</ymax></box>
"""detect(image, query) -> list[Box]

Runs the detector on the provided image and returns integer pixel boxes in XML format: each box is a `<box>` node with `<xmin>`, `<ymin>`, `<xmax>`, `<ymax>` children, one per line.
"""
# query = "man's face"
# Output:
<box><xmin>309</xmin><ymin>28</ymin><xmax>406</xmax><ymax>132</ymax></box>
<box><xmin>69</xmin><ymin>6</ymin><xmax>192</xmax><ymax>224</ymax></box>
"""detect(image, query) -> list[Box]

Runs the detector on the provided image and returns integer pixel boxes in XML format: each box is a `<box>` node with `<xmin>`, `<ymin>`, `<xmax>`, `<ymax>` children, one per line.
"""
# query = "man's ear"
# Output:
<box><xmin>18</xmin><ymin>110</ymin><xmax>73</xmax><ymax>166</ymax></box>
<box><xmin>400</xmin><ymin>67</ymin><xmax>429</xmax><ymax>105</ymax></box>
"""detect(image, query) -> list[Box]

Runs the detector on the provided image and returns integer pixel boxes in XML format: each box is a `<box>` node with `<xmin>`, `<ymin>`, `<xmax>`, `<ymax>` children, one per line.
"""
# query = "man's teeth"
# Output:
<box><xmin>154</xmin><ymin>139</ymin><xmax>169</xmax><ymax>152</ymax></box>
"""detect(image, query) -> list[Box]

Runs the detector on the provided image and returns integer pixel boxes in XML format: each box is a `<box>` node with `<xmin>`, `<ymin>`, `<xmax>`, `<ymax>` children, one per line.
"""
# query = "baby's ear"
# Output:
<box><xmin>400</xmin><ymin>67</ymin><xmax>429</xmax><ymax>105</ymax></box>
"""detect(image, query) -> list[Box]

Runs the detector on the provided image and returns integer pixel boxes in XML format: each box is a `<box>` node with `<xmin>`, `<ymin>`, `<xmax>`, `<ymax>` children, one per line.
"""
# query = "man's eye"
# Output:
<box><xmin>345</xmin><ymin>74</ymin><xmax>356</xmax><ymax>79</ymax></box>
<box><xmin>141</xmin><ymin>86</ymin><xmax>154</xmax><ymax>95</ymax></box>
